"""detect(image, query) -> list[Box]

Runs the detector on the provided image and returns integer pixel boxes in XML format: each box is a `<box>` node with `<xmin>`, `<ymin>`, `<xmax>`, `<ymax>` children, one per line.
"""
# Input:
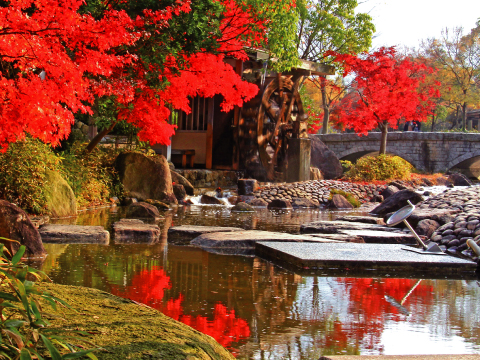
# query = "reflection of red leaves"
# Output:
<box><xmin>322</xmin><ymin>278</ymin><xmax>434</xmax><ymax>354</ymax></box>
<box><xmin>163</xmin><ymin>299</ymin><xmax>250</xmax><ymax>356</ymax></box>
<box><xmin>110</xmin><ymin>266</ymin><xmax>171</xmax><ymax>307</ymax></box>
<box><xmin>111</xmin><ymin>267</ymin><xmax>250</xmax><ymax>356</ymax></box>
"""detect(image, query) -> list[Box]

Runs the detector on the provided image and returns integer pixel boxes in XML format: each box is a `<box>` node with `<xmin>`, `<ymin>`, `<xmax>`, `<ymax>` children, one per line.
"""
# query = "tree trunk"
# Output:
<box><xmin>464</xmin><ymin>102</ymin><xmax>471</xmax><ymax>130</ymax></box>
<box><xmin>320</xmin><ymin>76</ymin><xmax>329</xmax><ymax>134</ymax></box>
<box><xmin>321</xmin><ymin>108</ymin><xmax>330</xmax><ymax>135</ymax></box>
<box><xmin>430</xmin><ymin>111</ymin><xmax>436</xmax><ymax>132</ymax></box>
<box><xmin>379</xmin><ymin>121</ymin><xmax>388</xmax><ymax>155</ymax></box>
<box><xmin>85</xmin><ymin>121</ymin><xmax>117</xmax><ymax>154</ymax></box>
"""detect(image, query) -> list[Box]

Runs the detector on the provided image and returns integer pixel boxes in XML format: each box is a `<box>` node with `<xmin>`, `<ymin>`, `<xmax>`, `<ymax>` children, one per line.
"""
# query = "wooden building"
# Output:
<box><xmin>154</xmin><ymin>52</ymin><xmax>334</xmax><ymax>181</ymax></box>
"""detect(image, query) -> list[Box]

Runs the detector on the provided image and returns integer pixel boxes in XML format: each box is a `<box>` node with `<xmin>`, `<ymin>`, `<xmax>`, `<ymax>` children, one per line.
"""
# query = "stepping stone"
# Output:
<box><xmin>168</xmin><ymin>225</ymin><xmax>244</xmax><ymax>245</ymax></box>
<box><xmin>300</xmin><ymin>220</ymin><xmax>391</xmax><ymax>234</ymax></box>
<box><xmin>190</xmin><ymin>230</ymin><xmax>339</xmax><ymax>253</ymax></box>
<box><xmin>255</xmin><ymin>242</ymin><xmax>477</xmax><ymax>277</ymax></box>
<box><xmin>337</xmin><ymin>229</ymin><xmax>417</xmax><ymax>245</ymax></box>
<box><xmin>335</xmin><ymin>215</ymin><xmax>385</xmax><ymax>225</ymax></box>
<box><xmin>39</xmin><ymin>224</ymin><xmax>109</xmax><ymax>244</ymax></box>
<box><xmin>113</xmin><ymin>219</ymin><xmax>160</xmax><ymax>244</ymax></box>
<box><xmin>309</xmin><ymin>233</ymin><xmax>365</xmax><ymax>243</ymax></box>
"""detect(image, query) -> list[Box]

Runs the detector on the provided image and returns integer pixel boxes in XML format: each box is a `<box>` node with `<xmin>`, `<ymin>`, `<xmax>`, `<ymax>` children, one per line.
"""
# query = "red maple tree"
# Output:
<box><xmin>0</xmin><ymin>0</ymin><xmax>287</xmax><ymax>151</ymax></box>
<box><xmin>329</xmin><ymin>47</ymin><xmax>440</xmax><ymax>154</ymax></box>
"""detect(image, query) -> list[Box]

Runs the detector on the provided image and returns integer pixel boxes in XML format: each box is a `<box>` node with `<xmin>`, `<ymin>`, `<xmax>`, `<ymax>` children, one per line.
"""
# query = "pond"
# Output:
<box><xmin>39</xmin><ymin>204</ymin><xmax>480</xmax><ymax>359</ymax></box>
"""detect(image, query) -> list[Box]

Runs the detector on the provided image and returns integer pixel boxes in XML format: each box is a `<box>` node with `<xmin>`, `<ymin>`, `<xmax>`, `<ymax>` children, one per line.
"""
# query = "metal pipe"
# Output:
<box><xmin>467</xmin><ymin>239</ymin><xmax>480</xmax><ymax>257</ymax></box>
<box><xmin>402</xmin><ymin>219</ymin><xmax>428</xmax><ymax>250</ymax></box>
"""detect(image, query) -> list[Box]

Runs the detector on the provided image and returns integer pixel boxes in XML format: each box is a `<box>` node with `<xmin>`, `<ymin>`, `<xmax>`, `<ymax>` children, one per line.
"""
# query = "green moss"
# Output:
<box><xmin>44</xmin><ymin>169</ymin><xmax>77</xmax><ymax>217</ymax></box>
<box><xmin>329</xmin><ymin>189</ymin><xmax>361</xmax><ymax>208</ymax></box>
<box><xmin>38</xmin><ymin>283</ymin><xmax>235</xmax><ymax>360</ymax></box>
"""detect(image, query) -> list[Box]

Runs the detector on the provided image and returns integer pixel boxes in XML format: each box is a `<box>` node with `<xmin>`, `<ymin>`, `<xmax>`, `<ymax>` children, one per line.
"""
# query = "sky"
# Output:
<box><xmin>355</xmin><ymin>0</ymin><xmax>480</xmax><ymax>50</ymax></box>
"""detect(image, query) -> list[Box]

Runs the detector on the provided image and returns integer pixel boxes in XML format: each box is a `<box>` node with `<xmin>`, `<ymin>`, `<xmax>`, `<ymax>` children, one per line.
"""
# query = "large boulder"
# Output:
<box><xmin>267</xmin><ymin>199</ymin><xmax>292</xmax><ymax>209</ymax></box>
<box><xmin>115</xmin><ymin>152</ymin><xmax>176</xmax><ymax>204</ymax></box>
<box><xmin>370</xmin><ymin>189</ymin><xmax>423</xmax><ymax>216</ymax></box>
<box><xmin>309</xmin><ymin>136</ymin><xmax>343</xmax><ymax>180</ymax></box>
<box><xmin>44</xmin><ymin>169</ymin><xmax>77</xmax><ymax>218</ymax></box>
<box><xmin>329</xmin><ymin>194</ymin><xmax>354</xmax><ymax>209</ymax></box>
<box><xmin>448</xmin><ymin>173</ymin><xmax>473</xmax><ymax>186</ymax></box>
<box><xmin>170</xmin><ymin>170</ymin><xmax>194</xmax><ymax>196</ymax></box>
<box><xmin>0</xmin><ymin>200</ymin><xmax>46</xmax><ymax>257</ymax></box>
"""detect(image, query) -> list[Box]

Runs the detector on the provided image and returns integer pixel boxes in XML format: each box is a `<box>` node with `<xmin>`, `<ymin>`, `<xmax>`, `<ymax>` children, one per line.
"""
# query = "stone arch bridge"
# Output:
<box><xmin>314</xmin><ymin>132</ymin><xmax>480</xmax><ymax>177</ymax></box>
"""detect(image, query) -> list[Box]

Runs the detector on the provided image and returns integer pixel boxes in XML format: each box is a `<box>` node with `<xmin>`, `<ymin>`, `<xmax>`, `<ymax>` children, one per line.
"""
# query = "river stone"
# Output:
<box><xmin>126</xmin><ymin>202</ymin><xmax>162</xmax><ymax>221</ymax></box>
<box><xmin>113</xmin><ymin>219</ymin><xmax>160</xmax><ymax>244</ymax></box>
<box><xmin>300</xmin><ymin>220</ymin><xmax>391</xmax><ymax>234</ymax></box>
<box><xmin>190</xmin><ymin>230</ymin><xmax>339</xmax><ymax>251</ymax></box>
<box><xmin>329</xmin><ymin>194</ymin><xmax>353</xmax><ymax>209</ymax></box>
<box><xmin>309</xmin><ymin>135</ymin><xmax>343</xmax><ymax>179</ymax></box>
<box><xmin>231</xmin><ymin>202</ymin><xmax>255</xmax><ymax>212</ymax></box>
<box><xmin>448</xmin><ymin>173</ymin><xmax>472</xmax><ymax>187</ymax></box>
<box><xmin>200</xmin><ymin>194</ymin><xmax>223</xmax><ymax>205</ymax></box>
<box><xmin>337</xmin><ymin>229</ymin><xmax>417</xmax><ymax>245</ymax></box>
<box><xmin>115</xmin><ymin>152</ymin><xmax>176</xmax><ymax>204</ymax></box>
<box><xmin>172</xmin><ymin>184</ymin><xmax>186</xmax><ymax>201</ymax></box>
<box><xmin>168</xmin><ymin>225</ymin><xmax>244</xmax><ymax>244</ymax></box>
<box><xmin>43</xmin><ymin>169</ymin><xmax>77</xmax><ymax>218</ymax></box>
<box><xmin>415</xmin><ymin>219</ymin><xmax>440</xmax><ymax>238</ymax></box>
<box><xmin>370</xmin><ymin>190</ymin><xmax>424</xmax><ymax>216</ymax></box>
<box><xmin>291</xmin><ymin>197</ymin><xmax>317</xmax><ymax>208</ymax></box>
<box><xmin>39</xmin><ymin>224</ymin><xmax>109</xmax><ymax>244</ymax></box>
<box><xmin>0</xmin><ymin>200</ymin><xmax>46</xmax><ymax>257</ymax></box>
<box><xmin>335</xmin><ymin>216</ymin><xmax>386</xmax><ymax>225</ymax></box>
<box><xmin>310</xmin><ymin>167</ymin><xmax>323</xmax><ymax>180</ymax></box>
<box><xmin>267</xmin><ymin>199</ymin><xmax>292</xmax><ymax>209</ymax></box>
<box><xmin>170</xmin><ymin>170</ymin><xmax>194</xmax><ymax>196</ymax></box>
<box><xmin>407</xmin><ymin>209</ymin><xmax>460</xmax><ymax>227</ymax></box>
<box><xmin>250</xmin><ymin>198</ymin><xmax>268</xmax><ymax>207</ymax></box>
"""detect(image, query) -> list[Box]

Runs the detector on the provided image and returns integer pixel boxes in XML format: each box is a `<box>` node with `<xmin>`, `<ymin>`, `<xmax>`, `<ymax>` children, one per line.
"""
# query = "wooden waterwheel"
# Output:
<box><xmin>256</xmin><ymin>74</ymin><xmax>307</xmax><ymax>181</ymax></box>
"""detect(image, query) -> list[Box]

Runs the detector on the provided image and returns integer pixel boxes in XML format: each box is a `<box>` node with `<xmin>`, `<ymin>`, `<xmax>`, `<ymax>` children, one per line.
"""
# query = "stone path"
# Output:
<box><xmin>40</xmin><ymin>224</ymin><xmax>109</xmax><ymax>244</ymax></box>
<box><xmin>255</xmin><ymin>242</ymin><xmax>477</xmax><ymax>276</ymax></box>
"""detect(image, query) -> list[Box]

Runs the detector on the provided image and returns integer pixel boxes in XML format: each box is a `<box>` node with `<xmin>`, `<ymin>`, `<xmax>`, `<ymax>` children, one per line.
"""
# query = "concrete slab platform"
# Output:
<box><xmin>338</xmin><ymin>229</ymin><xmax>417</xmax><ymax>245</ymax></box>
<box><xmin>190</xmin><ymin>230</ymin><xmax>339</xmax><ymax>254</ymax></box>
<box><xmin>39</xmin><ymin>224</ymin><xmax>109</xmax><ymax>244</ymax></box>
<box><xmin>167</xmin><ymin>225</ymin><xmax>244</xmax><ymax>245</ymax></box>
<box><xmin>255</xmin><ymin>242</ymin><xmax>477</xmax><ymax>276</ymax></box>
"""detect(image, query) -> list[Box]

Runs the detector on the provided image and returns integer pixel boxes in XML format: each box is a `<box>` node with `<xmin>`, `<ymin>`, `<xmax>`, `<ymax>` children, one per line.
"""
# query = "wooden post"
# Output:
<box><xmin>206</xmin><ymin>98</ymin><xmax>214</xmax><ymax>169</ymax></box>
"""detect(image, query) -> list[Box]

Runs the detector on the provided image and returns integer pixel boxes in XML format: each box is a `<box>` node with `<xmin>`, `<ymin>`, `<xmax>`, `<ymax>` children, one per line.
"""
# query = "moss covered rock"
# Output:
<box><xmin>115</xmin><ymin>152</ymin><xmax>177</xmax><ymax>204</ymax></box>
<box><xmin>39</xmin><ymin>283</ymin><xmax>235</xmax><ymax>360</ymax></box>
<box><xmin>44</xmin><ymin>169</ymin><xmax>77</xmax><ymax>218</ymax></box>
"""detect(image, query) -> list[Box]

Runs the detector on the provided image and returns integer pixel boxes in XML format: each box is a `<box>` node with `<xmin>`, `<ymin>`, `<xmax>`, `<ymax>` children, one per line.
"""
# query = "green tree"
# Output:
<box><xmin>296</xmin><ymin>0</ymin><xmax>375</xmax><ymax>133</ymax></box>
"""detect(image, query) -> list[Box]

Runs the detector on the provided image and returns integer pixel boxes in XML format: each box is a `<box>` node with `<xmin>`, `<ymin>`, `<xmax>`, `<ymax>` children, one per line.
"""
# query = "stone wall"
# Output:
<box><xmin>315</xmin><ymin>132</ymin><xmax>480</xmax><ymax>174</ymax></box>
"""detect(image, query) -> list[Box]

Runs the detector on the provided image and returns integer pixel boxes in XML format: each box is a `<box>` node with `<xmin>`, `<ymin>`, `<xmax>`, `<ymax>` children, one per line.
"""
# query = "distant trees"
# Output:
<box><xmin>295</xmin><ymin>0</ymin><xmax>375</xmax><ymax>133</ymax></box>
<box><xmin>418</xmin><ymin>22</ymin><xmax>480</xmax><ymax>130</ymax></box>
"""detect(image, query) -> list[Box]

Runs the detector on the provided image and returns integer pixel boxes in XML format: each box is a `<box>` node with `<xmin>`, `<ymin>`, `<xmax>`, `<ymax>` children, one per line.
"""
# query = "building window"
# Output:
<box><xmin>172</xmin><ymin>96</ymin><xmax>208</xmax><ymax>132</ymax></box>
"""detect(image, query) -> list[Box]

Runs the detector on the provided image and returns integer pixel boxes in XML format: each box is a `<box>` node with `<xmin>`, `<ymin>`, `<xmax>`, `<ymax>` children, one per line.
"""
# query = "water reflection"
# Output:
<box><xmin>41</xmin><ymin>242</ymin><xmax>480</xmax><ymax>359</ymax></box>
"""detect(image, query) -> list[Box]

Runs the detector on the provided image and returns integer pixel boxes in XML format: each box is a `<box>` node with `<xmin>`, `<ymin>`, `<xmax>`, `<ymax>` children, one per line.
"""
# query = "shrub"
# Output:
<box><xmin>57</xmin><ymin>142</ymin><xmax>125</xmax><ymax>209</ymax></box>
<box><xmin>340</xmin><ymin>160</ymin><xmax>353</xmax><ymax>173</ymax></box>
<box><xmin>0</xmin><ymin>242</ymin><xmax>97</xmax><ymax>359</ymax></box>
<box><xmin>0</xmin><ymin>138</ymin><xmax>125</xmax><ymax>213</ymax></box>
<box><xmin>0</xmin><ymin>139</ymin><xmax>61</xmax><ymax>214</ymax></box>
<box><xmin>344</xmin><ymin>155</ymin><xmax>413</xmax><ymax>181</ymax></box>
<box><xmin>329</xmin><ymin>189</ymin><xmax>361</xmax><ymax>208</ymax></box>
